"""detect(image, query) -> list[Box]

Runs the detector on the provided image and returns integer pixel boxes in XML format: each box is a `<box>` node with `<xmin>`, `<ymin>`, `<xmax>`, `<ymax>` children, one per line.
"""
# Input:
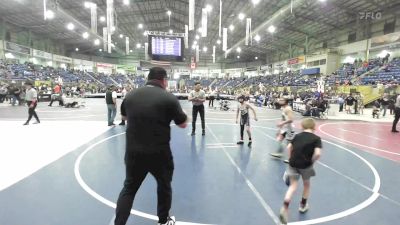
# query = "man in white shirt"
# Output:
<box><xmin>188</xmin><ymin>82</ymin><xmax>206</xmax><ymax>136</ymax></box>
<box><xmin>105</xmin><ymin>85</ymin><xmax>117</xmax><ymax>126</ymax></box>
<box><xmin>392</xmin><ymin>94</ymin><xmax>400</xmax><ymax>133</ymax></box>
<box><xmin>23</xmin><ymin>81</ymin><xmax>40</xmax><ymax>125</ymax></box>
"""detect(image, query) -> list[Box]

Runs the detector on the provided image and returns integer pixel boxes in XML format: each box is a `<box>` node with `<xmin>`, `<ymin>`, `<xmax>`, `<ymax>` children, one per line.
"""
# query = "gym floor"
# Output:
<box><xmin>0</xmin><ymin>99</ymin><xmax>399</xmax><ymax>225</ymax></box>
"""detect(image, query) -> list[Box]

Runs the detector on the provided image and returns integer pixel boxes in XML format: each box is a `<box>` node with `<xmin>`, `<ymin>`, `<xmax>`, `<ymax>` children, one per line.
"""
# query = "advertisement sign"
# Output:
<box><xmin>287</xmin><ymin>56</ymin><xmax>305</xmax><ymax>65</ymax></box>
<box><xmin>5</xmin><ymin>42</ymin><xmax>31</xmax><ymax>55</ymax></box>
<box><xmin>53</xmin><ymin>54</ymin><xmax>73</xmax><ymax>64</ymax></box>
<box><xmin>97</xmin><ymin>63</ymin><xmax>113</xmax><ymax>68</ymax></box>
<box><xmin>32</xmin><ymin>49</ymin><xmax>52</xmax><ymax>59</ymax></box>
<box><xmin>371</xmin><ymin>31</ymin><xmax>400</xmax><ymax>48</ymax></box>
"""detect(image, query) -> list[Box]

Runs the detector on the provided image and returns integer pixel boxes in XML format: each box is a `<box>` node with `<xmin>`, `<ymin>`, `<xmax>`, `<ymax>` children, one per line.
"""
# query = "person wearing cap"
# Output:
<box><xmin>188</xmin><ymin>82</ymin><xmax>206</xmax><ymax>136</ymax></box>
<box><xmin>114</xmin><ymin>67</ymin><xmax>188</xmax><ymax>225</ymax></box>
<box><xmin>23</xmin><ymin>81</ymin><xmax>40</xmax><ymax>125</ymax></box>
<box><xmin>236</xmin><ymin>95</ymin><xmax>258</xmax><ymax>146</ymax></box>
<box><xmin>105</xmin><ymin>85</ymin><xmax>117</xmax><ymax>126</ymax></box>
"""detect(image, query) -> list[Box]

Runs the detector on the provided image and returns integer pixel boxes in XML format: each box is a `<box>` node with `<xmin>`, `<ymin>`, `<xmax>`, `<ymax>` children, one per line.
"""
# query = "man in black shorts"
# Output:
<box><xmin>114</xmin><ymin>67</ymin><xmax>188</xmax><ymax>225</ymax></box>
<box><xmin>279</xmin><ymin>118</ymin><xmax>322</xmax><ymax>225</ymax></box>
<box><xmin>344</xmin><ymin>93</ymin><xmax>356</xmax><ymax>114</ymax></box>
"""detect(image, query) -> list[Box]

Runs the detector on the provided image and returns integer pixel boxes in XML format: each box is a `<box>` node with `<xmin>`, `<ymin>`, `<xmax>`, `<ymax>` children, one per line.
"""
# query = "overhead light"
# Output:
<box><xmin>205</xmin><ymin>4</ymin><xmax>212</xmax><ymax>12</ymax></box>
<box><xmin>136</xmin><ymin>43</ymin><xmax>141</xmax><ymax>48</ymax></box>
<box><xmin>318</xmin><ymin>0</ymin><xmax>326</xmax><ymax>2</ymax></box>
<box><xmin>129</xmin><ymin>49</ymin><xmax>133</xmax><ymax>53</ymax></box>
<box><xmin>99</xmin><ymin>49</ymin><xmax>103</xmax><ymax>52</ymax></box>
<box><xmin>138</xmin><ymin>23</ymin><xmax>143</xmax><ymax>29</ymax></box>
<box><xmin>236</xmin><ymin>47</ymin><xmax>241</xmax><ymax>53</ymax></box>
<box><xmin>123</xmin><ymin>0</ymin><xmax>130</xmax><ymax>5</ymax></box>
<box><xmin>75</xmin><ymin>48</ymin><xmax>79</xmax><ymax>51</ymax></box>
<box><xmin>111</xmin><ymin>26</ymin><xmax>116</xmax><ymax>32</ymax></box>
<box><xmin>192</xmin><ymin>45</ymin><xmax>197</xmax><ymax>50</ymax></box>
<box><xmin>82</xmin><ymin>32</ymin><xmax>89</xmax><ymax>39</ymax></box>
<box><xmin>198</xmin><ymin>27</ymin><xmax>202</xmax><ymax>33</ymax></box>
<box><xmin>45</xmin><ymin>10</ymin><xmax>54</xmax><ymax>19</ymax></box>
<box><xmin>5</xmin><ymin>53</ymin><xmax>15</xmax><ymax>59</ymax></box>
<box><xmin>94</xmin><ymin>39</ymin><xmax>100</xmax><ymax>45</ymax></box>
<box><xmin>268</xmin><ymin>25</ymin><xmax>276</xmax><ymax>33</ymax></box>
<box><xmin>254</xmin><ymin>34</ymin><xmax>261</xmax><ymax>42</ymax></box>
<box><xmin>193</xmin><ymin>41</ymin><xmax>198</xmax><ymax>45</ymax></box>
<box><xmin>167</xmin><ymin>10</ymin><xmax>172</xmax><ymax>16</ymax></box>
<box><xmin>99</xmin><ymin>16</ymin><xmax>106</xmax><ymax>22</ymax></box>
<box><xmin>252</xmin><ymin>0</ymin><xmax>261</xmax><ymax>5</ymax></box>
<box><xmin>229</xmin><ymin>24</ymin><xmax>234</xmax><ymax>31</ymax></box>
<box><xmin>203</xmin><ymin>46</ymin><xmax>208</xmax><ymax>52</ymax></box>
<box><xmin>119</xmin><ymin>34</ymin><xmax>124</xmax><ymax>38</ymax></box>
<box><xmin>238</xmin><ymin>13</ymin><xmax>245</xmax><ymax>20</ymax></box>
<box><xmin>237</xmin><ymin>55</ymin><xmax>240</xmax><ymax>59</ymax></box>
<box><xmin>66</xmin><ymin>23</ymin><xmax>75</xmax><ymax>30</ymax></box>
<box><xmin>169</xmin><ymin>29</ymin><xmax>173</xmax><ymax>34</ymax></box>
<box><xmin>84</xmin><ymin>1</ymin><xmax>94</xmax><ymax>8</ymax></box>
<box><xmin>255</xmin><ymin>56</ymin><xmax>258</xmax><ymax>60</ymax></box>
<box><xmin>195</xmin><ymin>35</ymin><xmax>200</xmax><ymax>40</ymax></box>
<box><xmin>143</xmin><ymin>31</ymin><xmax>147</xmax><ymax>36</ymax></box>
<box><xmin>217</xmin><ymin>39</ymin><xmax>221</xmax><ymax>45</ymax></box>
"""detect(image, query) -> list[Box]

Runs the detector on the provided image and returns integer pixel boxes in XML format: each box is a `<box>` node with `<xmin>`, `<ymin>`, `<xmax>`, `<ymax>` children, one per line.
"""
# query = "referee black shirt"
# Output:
<box><xmin>121</xmin><ymin>80</ymin><xmax>187</xmax><ymax>156</ymax></box>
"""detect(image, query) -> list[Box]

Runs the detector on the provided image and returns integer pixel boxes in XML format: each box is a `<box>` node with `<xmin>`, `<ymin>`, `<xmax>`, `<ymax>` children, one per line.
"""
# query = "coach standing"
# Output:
<box><xmin>114</xmin><ymin>67</ymin><xmax>187</xmax><ymax>225</ymax></box>
<box><xmin>188</xmin><ymin>82</ymin><xmax>206</xmax><ymax>136</ymax></box>
<box><xmin>392</xmin><ymin>94</ymin><xmax>400</xmax><ymax>133</ymax></box>
<box><xmin>23</xmin><ymin>81</ymin><xmax>40</xmax><ymax>125</ymax></box>
<box><xmin>106</xmin><ymin>85</ymin><xmax>117</xmax><ymax>126</ymax></box>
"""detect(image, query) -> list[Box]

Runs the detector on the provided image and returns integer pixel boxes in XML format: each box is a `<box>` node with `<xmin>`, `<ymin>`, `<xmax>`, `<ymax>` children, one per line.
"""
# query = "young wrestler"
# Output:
<box><xmin>236</xmin><ymin>95</ymin><xmax>258</xmax><ymax>147</ymax></box>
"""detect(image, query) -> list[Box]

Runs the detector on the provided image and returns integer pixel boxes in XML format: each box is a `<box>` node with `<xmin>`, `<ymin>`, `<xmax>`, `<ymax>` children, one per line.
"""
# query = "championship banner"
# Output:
<box><xmin>5</xmin><ymin>42</ymin><xmax>31</xmax><ymax>55</ymax></box>
<box><xmin>125</xmin><ymin>36</ymin><xmax>129</xmax><ymax>55</ymax></box>
<box><xmin>91</xmin><ymin>3</ymin><xmax>97</xmax><ymax>33</ymax></box>
<box><xmin>189</xmin><ymin>0</ymin><xmax>195</xmax><ymax>30</ymax></box>
<box><xmin>185</xmin><ymin>25</ymin><xmax>189</xmax><ymax>49</ymax></box>
<box><xmin>201</xmin><ymin>8</ymin><xmax>208</xmax><ymax>37</ymax></box>
<box><xmin>222</xmin><ymin>28</ymin><xmax>227</xmax><ymax>51</ymax></box>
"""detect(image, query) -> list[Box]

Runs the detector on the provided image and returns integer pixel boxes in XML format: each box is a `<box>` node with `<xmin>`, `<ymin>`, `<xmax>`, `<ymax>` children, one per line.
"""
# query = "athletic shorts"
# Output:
<box><xmin>286</xmin><ymin>165</ymin><xmax>316</xmax><ymax>181</ymax></box>
<box><xmin>280</xmin><ymin>130</ymin><xmax>295</xmax><ymax>141</ymax></box>
<box><xmin>346</xmin><ymin>105</ymin><xmax>352</xmax><ymax>110</ymax></box>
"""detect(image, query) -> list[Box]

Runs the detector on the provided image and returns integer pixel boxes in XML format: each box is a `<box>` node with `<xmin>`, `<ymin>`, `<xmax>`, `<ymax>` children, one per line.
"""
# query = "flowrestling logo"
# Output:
<box><xmin>359</xmin><ymin>11</ymin><xmax>382</xmax><ymax>20</ymax></box>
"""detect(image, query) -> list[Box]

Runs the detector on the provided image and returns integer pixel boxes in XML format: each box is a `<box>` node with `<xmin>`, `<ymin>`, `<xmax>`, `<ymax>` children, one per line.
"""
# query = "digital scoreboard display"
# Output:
<box><xmin>149</xmin><ymin>36</ymin><xmax>183</xmax><ymax>59</ymax></box>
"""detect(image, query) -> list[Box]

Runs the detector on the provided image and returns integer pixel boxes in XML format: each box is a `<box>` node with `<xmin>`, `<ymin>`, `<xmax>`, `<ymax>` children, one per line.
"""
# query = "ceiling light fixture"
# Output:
<box><xmin>94</xmin><ymin>39</ymin><xmax>100</xmax><ymax>45</ymax></box>
<box><xmin>255</xmin><ymin>56</ymin><xmax>258</xmax><ymax>60</ymax></box>
<box><xmin>203</xmin><ymin>46</ymin><xmax>208</xmax><ymax>52</ymax></box>
<box><xmin>136</xmin><ymin>43</ymin><xmax>141</xmax><ymax>48</ymax></box>
<box><xmin>45</xmin><ymin>10</ymin><xmax>54</xmax><ymax>19</ymax></box>
<box><xmin>236</xmin><ymin>47</ymin><xmax>241</xmax><ymax>53</ymax></box>
<box><xmin>252</xmin><ymin>0</ymin><xmax>261</xmax><ymax>5</ymax></box>
<box><xmin>119</xmin><ymin>34</ymin><xmax>124</xmax><ymax>38</ymax></box>
<box><xmin>82</xmin><ymin>32</ymin><xmax>89</xmax><ymax>39</ymax></box>
<box><xmin>138</xmin><ymin>23</ymin><xmax>143</xmax><ymax>29</ymax></box>
<box><xmin>229</xmin><ymin>24</ymin><xmax>234</xmax><ymax>31</ymax></box>
<box><xmin>217</xmin><ymin>39</ymin><xmax>221</xmax><ymax>45</ymax></box>
<box><xmin>99</xmin><ymin>16</ymin><xmax>106</xmax><ymax>22</ymax></box>
<box><xmin>167</xmin><ymin>10</ymin><xmax>172</xmax><ymax>16</ymax></box>
<box><xmin>237</xmin><ymin>55</ymin><xmax>240</xmax><ymax>59</ymax></box>
<box><xmin>99</xmin><ymin>49</ymin><xmax>103</xmax><ymax>52</ymax></box>
<box><xmin>238</xmin><ymin>13</ymin><xmax>245</xmax><ymax>20</ymax></box>
<box><xmin>75</xmin><ymin>48</ymin><xmax>79</xmax><ymax>51</ymax></box>
<box><xmin>205</xmin><ymin>4</ymin><xmax>212</xmax><ymax>12</ymax></box>
<box><xmin>66</xmin><ymin>23</ymin><xmax>75</xmax><ymax>30</ymax></box>
<box><xmin>268</xmin><ymin>25</ymin><xmax>276</xmax><ymax>33</ymax></box>
<box><xmin>123</xmin><ymin>0</ymin><xmax>130</xmax><ymax>5</ymax></box>
<box><xmin>254</xmin><ymin>34</ymin><xmax>261</xmax><ymax>42</ymax></box>
<box><xmin>195</xmin><ymin>35</ymin><xmax>200</xmax><ymax>40</ymax></box>
<box><xmin>169</xmin><ymin>29</ymin><xmax>173</xmax><ymax>34</ymax></box>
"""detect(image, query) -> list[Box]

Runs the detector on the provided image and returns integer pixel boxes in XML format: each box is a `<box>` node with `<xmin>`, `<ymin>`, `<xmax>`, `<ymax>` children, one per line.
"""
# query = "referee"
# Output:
<box><xmin>115</xmin><ymin>67</ymin><xmax>188</xmax><ymax>225</ymax></box>
<box><xmin>23</xmin><ymin>81</ymin><xmax>40</xmax><ymax>125</ymax></box>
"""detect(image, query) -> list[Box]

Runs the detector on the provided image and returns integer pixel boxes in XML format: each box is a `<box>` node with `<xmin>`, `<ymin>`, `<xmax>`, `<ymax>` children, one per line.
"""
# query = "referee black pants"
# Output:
<box><xmin>26</xmin><ymin>101</ymin><xmax>40</xmax><ymax>123</ymax></box>
<box><xmin>115</xmin><ymin>151</ymin><xmax>174</xmax><ymax>225</ymax></box>
<box><xmin>392</xmin><ymin>107</ymin><xmax>400</xmax><ymax>131</ymax></box>
<box><xmin>192</xmin><ymin>105</ymin><xmax>205</xmax><ymax>132</ymax></box>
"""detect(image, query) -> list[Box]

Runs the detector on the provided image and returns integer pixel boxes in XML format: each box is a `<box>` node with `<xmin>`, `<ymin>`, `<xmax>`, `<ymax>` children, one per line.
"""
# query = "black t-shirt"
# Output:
<box><xmin>289</xmin><ymin>132</ymin><xmax>322</xmax><ymax>169</ymax></box>
<box><xmin>122</xmin><ymin>81</ymin><xmax>187</xmax><ymax>155</ymax></box>
<box><xmin>345</xmin><ymin>96</ymin><xmax>356</xmax><ymax>106</ymax></box>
